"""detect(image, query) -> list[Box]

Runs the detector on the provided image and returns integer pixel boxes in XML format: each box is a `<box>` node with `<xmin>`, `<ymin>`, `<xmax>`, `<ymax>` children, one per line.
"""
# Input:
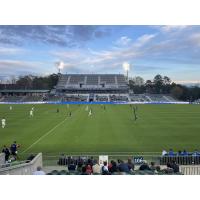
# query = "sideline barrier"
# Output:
<box><xmin>0</xmin><ymin>101</ymin><xmax>189</xmax><ymax>105</ymax></box>
<box><xmin>0</xmin><ymin>153</ymin><xmax>43</xmax><ymax>175</ymax></box>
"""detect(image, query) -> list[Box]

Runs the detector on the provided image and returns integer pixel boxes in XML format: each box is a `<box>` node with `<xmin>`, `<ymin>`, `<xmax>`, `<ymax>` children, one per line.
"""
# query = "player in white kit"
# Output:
<box><xmin>9</xmin><ymin>106</ymin><xmax>12</xmax><ymax>110</ymax></box>
<box><xmin>2</xmin><ymin>118</ymin><xmax>6</xmax><ymax>128</ymax></box>
<box><xmin>30</xmin><ymin>110</ymin><xmax>34</xmax><ymax>117</ymax></box>
<box><xmin>88</xmin><ymin>109</ymin><xmax>92</xmax><ymax>117</ymax></box>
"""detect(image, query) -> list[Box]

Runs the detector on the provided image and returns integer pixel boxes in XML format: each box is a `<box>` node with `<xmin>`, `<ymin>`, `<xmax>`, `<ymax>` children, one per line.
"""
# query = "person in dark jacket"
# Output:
<box><xmin>2</xmin><ymin>145</ymin><xmax>10</xmax><ymax>161</ymax></box>
<box><xmin>139</xmin><ymin>160</ymin><xmax>151</xmax><ymax>171</ymax></box>
<box><xmin>171</xmin><ymin>160</ymin><xmax>179</xmax><ymax>173</ymax></box>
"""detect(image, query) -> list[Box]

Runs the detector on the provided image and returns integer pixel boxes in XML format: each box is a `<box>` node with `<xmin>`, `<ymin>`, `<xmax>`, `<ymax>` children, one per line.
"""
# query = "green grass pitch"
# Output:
<box><xmin>0</xmin><ymin>104</ymin><xmax>200</xmax><ymax>157</ymax></box>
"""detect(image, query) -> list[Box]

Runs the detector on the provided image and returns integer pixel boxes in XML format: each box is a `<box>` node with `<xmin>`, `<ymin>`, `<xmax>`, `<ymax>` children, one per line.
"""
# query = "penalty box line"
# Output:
<box><xmin>22</xmin><ymin>106</ymin><xmax>82</xmax><ymax>153</ymax></box>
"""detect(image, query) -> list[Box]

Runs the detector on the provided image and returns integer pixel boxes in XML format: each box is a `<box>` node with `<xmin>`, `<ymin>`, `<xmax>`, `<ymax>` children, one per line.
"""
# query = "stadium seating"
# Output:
<box><xmin>1</xmin><ymin>96</ymin><xmax>23</xmax><ymax>102</ymax></box>
<box><xmin>56</xmin><ymin>74</ymin><xmax>128</xmax><ymax>91</ymax></box>
<box><xmin>23</xmin><ymin>96</ymin><xmax>43</xmax><ymax>102</ymax></box>
<box><xmin>95</xmin><ymin>95</ymin><xmax>109</xmax><ymax>102</ymax></box>
<box><xmin>109</xmin><ymin>95</ymin><xmax>129</xmax><ymax>102</ymax></box>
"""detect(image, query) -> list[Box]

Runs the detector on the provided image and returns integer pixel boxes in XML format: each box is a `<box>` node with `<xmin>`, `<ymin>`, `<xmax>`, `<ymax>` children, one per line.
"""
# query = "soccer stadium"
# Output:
<box><xmin>1</xmin><ymin>25</ymin><xmax>200</xmax><ymax>175</ymax></box>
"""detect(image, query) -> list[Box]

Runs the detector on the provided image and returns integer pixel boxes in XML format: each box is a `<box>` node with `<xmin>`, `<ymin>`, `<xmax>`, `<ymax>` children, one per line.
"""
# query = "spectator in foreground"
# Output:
<box><xmin>68</xmin><ymin>160</ymin><xmax>76</xmax><ymax>171</ymax></box>
<box><xmin>150</xmin><ymin>162</ymin><xmax>156</xmax><ymax>171</ymax></box>
<box><xmin>81</xmin><ymin>166</ymin><xmax>88</xmax><ymax>175</ymax></box>
<box><xmin>2</xmin><ymin>145</ymin><xmax>10</xmax><ymax>162</ymax></box>
<box><xmin>101</xmin><ymin>161</ymin><xmax>110</xmax><ymax>175</ymax></box>
<box><xmin>171</xmin><ymin>160</ymin><xmax>179</xmax><ymax>173</ymax></box>
<box><xmin>163</xmin><ymin>163</ymin><xmax>174</xmax><ymax>174</ymax></box>
<box><xmin>127</xmin><ymin>158</ymin><xmax>135</xmax><ymax>172</ymax></box>
<box><xmin>118</xmin><ymin>160</ymin><xmax>130</xmax><ymax>174</ymax></box>
<box><xmin>86</xmin><ymin>164</ymin><xmax>93</xmax><ymax>175</ymax></box>
<box><xmin>33</xmin><ymin>166</ymin><xmax>46</xmax><ymax>175</ymax></box>
<box><xmin>139</xmin><ymin>160</ymin><xmax>151</xmax><ymax>171</ymax></box>
<box><xmin>109</xmin><ymin>160</ymin><xmax>118</xmax><ymax>174</ymax></box>
<box><xmin>92</xmin><ymin>160</ymin><xmax>101</xmax><ymax>174</ymax></box>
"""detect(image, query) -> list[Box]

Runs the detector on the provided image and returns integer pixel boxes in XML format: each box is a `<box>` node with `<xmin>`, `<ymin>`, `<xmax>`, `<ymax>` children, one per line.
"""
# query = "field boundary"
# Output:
<box><xmin>0</xmin><ymin>101</ymin><xmax>189</xmax><ymax>105</ymax></box>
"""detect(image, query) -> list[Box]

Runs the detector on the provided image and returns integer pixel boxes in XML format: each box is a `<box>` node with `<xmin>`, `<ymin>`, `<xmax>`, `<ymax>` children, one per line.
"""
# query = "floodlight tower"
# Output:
<box><xmin>123</xmin><ymin>62</ymin><xmax>130</xmax><ymax>81</ymax></box>
<box><xmin>56</xmin><ymin>61</ymin><xmax>64</xmax><ymax>74</ymax></box>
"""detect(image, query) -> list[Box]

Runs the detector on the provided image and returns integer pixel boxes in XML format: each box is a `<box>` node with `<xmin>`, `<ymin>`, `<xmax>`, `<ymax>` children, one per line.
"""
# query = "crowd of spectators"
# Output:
<box><xmin>56</xmin><ymin>155</ymin><xmax>181</xmax><ymax>175</ymax></box>
<box><xmin>162</xmin><ymin>149</ymin><xmax>200</xmax><ymax>157</ymax></box>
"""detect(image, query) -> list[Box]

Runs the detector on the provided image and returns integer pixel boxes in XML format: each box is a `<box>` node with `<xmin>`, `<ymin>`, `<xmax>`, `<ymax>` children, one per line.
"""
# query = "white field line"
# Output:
<box><xmin>22</xmin><ymin>107</ymin><xmax>82</xmax><ymax>153</ymax></box>
<box><xmin>22</xmin><ymin>118</ymin><xmax>68</xmax><ymax>153</ymax></box>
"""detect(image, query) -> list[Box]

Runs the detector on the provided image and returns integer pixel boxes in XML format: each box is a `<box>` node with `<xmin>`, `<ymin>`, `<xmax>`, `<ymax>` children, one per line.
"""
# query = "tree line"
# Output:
<box><xmin>0</xmin><ymin>74</ymin><xmax>59</xmax><ymax>90</ymax></box>
<box><xmin>129</xmin><ymin>74</ymin><xmax>200</xmax><ymax>101</ymax></box>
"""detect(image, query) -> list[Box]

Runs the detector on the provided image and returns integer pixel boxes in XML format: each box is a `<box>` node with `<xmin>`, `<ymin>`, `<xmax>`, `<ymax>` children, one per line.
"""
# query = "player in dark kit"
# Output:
<box><xmin>69</xmin><ymin>111</ymin><xmax>72</xmax><ymax>117</ymax></box>
<box><xmin>57</xmin><ymin>108</ymin><xmax>59</xmax><ymax>113</ymax></box>
<box><xmin>133</xmin><ymin>106</ymin><xmax>138</xmax><ymax>121</ymax></box>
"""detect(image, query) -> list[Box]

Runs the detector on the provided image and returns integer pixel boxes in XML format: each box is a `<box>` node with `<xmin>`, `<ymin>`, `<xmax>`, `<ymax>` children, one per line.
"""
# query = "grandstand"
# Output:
<box><xmin>56</xmin><ymin>74</ymin><xmax>129</xmax><ymax>93</ymax></box>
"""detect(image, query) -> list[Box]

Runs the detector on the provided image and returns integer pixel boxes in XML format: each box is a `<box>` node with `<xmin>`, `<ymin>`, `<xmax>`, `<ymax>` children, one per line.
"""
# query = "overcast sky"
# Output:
<box><xmin>0</xmin><ymin>25</ymin><xmax>200</xmax><ymax>83</ymax></box>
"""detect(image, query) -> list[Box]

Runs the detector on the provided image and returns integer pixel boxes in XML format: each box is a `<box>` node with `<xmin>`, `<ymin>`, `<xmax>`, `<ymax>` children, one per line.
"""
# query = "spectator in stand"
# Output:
<box><xmin>169</xmin><ymin>149</ymin><xmax>175</xmax><ymax>156</ymax></box>
<box><xmin>77</xmin><ymin>159</ymin><xmax>83</xmax><ymax>172</ymax></box>
<box><xmin>118</xmin><ymin>160</ymin><xmax>130</xmax><ymax>173</ymax></box>
<box><xmin>177</xmin><ymin>150</ymin><xmax>182</xmax><ymax>156</ymax></box>
<box><xmin>2</xmin><ymin>145</ymin><xmax>10</xmax><ymax>162</ymax></box>
<box><xmin>163</xmin><ymin>162</ymin><xmax>174</xmax><ymax>174</ymax></box>
<box><xmin>182</xmin><ymin>149</ymin><xmax>188</xmax><ymax>156</ymax></box>
<box><xmin>86</xmin><ymin>164</ymin><xmax>93</xmax><ymax>174</ymax></box>
<box><xmin>109</xmin><ymin>160</ymin><xmax>118</xmax><ymax>174</ymax></box>
<box><xmin>101</xmin><ymin>161</ymin><xmax>110</xmax><ymax>175</ymax></box>
<box><xmin>171</xmin><ymin>160</ymin><xmax>179</xmax><ymax>173</ymax></box>
<box><xmin>162</xmin><ymin>149</ymin><xmax>167</xmax><ymax>156</ymax></box>
<box><xmin>192</xmin><ymin>149</ymin><xmax>199</xmax><ymax>156</ymax></box>
<box><xmin>155</xmin><ymin>166</ymin><xmax>161</xmax><ymax>174</ymax></box>
<box><xmin>33</xmin><ymin>166</ymin><xmax>46</xmax><ymax>175</ymax></box>
<box><xmin>68</xmin><ymin>160</ymin><xmax>76</xmax><ymax>171</ymax></box>
<box><xmin>127</xmin><ymin>158</ymin><xmax>135</xmax><ymax>172</ymax></box>
<box><xmin>81</xmin><ymin>166</ymin><xmax>88</xmax><ymax>175</ymax></box>
<box><xmin>87</xmin><ymin>157</ymin><xmax>94</xmax><ymax>166</ymax></box>
<box><xmin>150</xmin><ymin>162</ymin><xmax>156</xmax><ymax>171</ymax></box>
<box><xmin>139</xmin><ymin>160</ymin><xmax>151</xmax><ymax>171</ymax></box>
<box><xmin>92</xmin><ymin>160</ymin><xmax>101</xmax><ymax>174</ymax></box>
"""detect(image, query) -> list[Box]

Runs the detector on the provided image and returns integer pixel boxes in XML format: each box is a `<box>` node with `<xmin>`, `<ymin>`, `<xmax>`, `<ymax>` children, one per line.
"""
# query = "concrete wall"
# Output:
<box><xmin>0</xmin><ymin>153</ymin><xmax>5</xmax><ymax>166</ymax></box>
<box><xmin>0</xmin><ymin>153</ymin><xmax>43</xmax><ymax>175</ymax></box>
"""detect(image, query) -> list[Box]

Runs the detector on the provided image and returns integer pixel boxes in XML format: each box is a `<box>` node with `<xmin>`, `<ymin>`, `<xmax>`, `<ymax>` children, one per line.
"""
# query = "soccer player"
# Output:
<box><xmin>57</xmin><ymin>108</ymin><xmax>59</xmax><ymax>113</ymax></box>
<box><xmin>69</xmin><ymin>111</ymin><xmax>72</xmax><ymax>117</ymax></box>
<box><xmin>9</xmin><ymin>106</ymin><xmax>12</xmax><ymax>110</ymax></box>
<box><xmin>88</xmin><ymin>109</ymin><xmax>92</xmax><ymax>117</ymax></box>
<box><xmin>1</xmin><ymin>117</ymin><xmax>6</xmax><ymax>128</ymax></box>
<box><xmin>133</xmin><ymin>106</ymin><xmax>138</xmax><ymax>121</ymax></box>
<box><xmin>30</xmin><ymin>110</ymin><xmax>34</xmax><ymax>117</ymax></box>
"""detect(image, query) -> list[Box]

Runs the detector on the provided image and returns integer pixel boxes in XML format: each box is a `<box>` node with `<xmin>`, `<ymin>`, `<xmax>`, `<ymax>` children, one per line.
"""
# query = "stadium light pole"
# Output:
<box><xmin>55</xmin><ymin>61</ymin><xmax>64</xmax><ymax>74</ymax></box>
<box><xmin>123</xmin><ymin>62</ymin><xmax>130</xmax><ymax>81</ymax></box>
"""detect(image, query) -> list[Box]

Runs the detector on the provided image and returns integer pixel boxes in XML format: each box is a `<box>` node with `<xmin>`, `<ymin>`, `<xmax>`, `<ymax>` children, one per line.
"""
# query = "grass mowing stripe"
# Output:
<box><xmin>22</xmin><ymin>106</ymin><xmax>82</xmax><ymax>153</ymax></box>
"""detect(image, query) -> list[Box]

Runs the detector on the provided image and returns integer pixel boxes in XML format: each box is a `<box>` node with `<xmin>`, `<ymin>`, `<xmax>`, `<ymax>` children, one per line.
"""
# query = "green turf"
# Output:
<box><xmin>0</xmin><ymin>104</ymin><xmax>200</xmax><ymax>157</ymax></box>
